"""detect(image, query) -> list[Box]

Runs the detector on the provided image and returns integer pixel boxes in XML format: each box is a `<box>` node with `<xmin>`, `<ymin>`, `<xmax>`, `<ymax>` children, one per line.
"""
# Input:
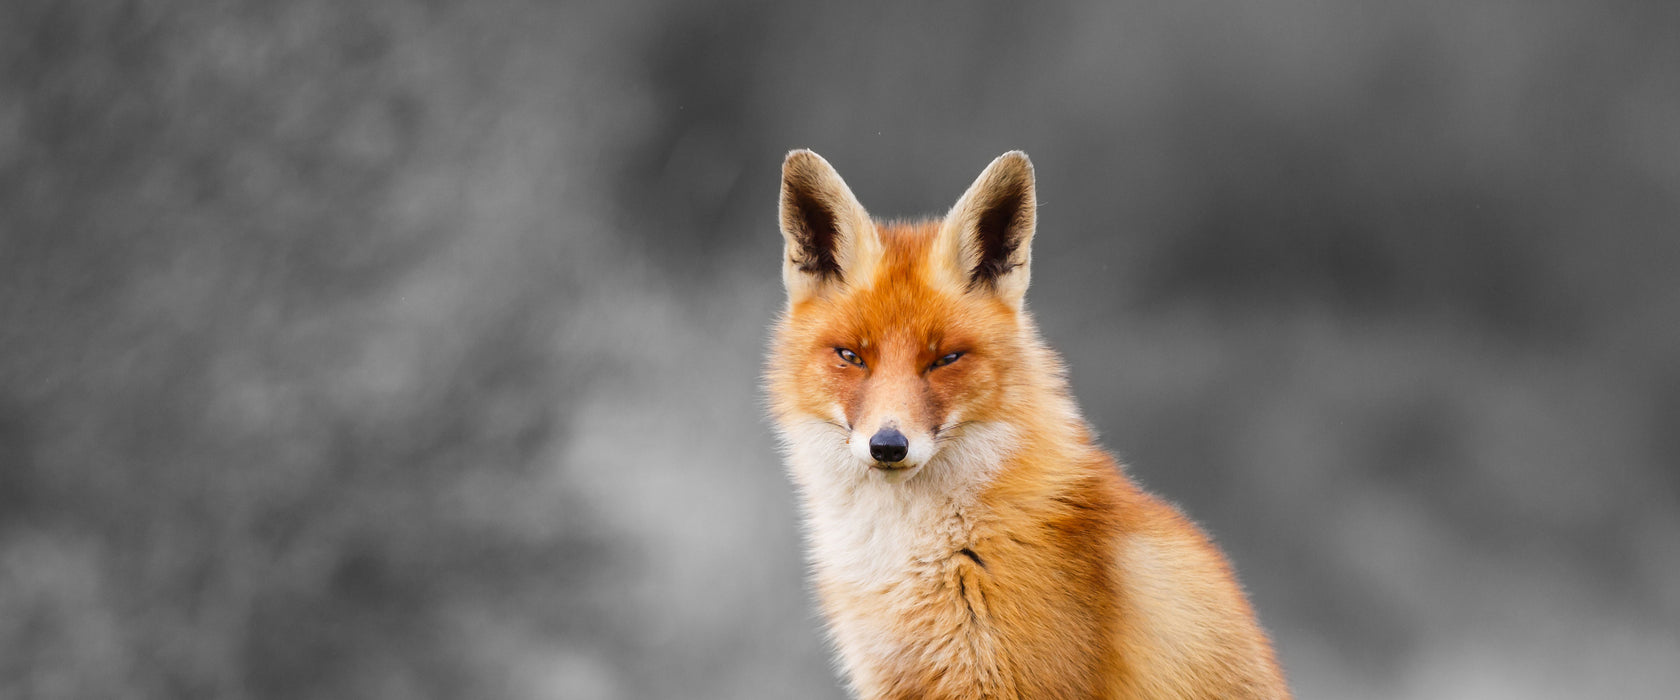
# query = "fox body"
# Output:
<box><xmin>765</xmin><ymin>150</ymin><xmax>1289</xmax><ymax>699</ymax></box>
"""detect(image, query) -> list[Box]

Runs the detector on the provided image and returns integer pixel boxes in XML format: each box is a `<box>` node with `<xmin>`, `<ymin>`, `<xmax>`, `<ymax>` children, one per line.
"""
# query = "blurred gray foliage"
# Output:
<box><xmin>1</xmin><ymin>1</ymin><xmax>1677</xmax><ymax>699</ymax></box>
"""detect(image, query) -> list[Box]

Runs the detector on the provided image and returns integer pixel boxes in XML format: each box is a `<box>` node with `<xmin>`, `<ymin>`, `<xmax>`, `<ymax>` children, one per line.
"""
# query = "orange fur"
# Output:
<box><xmin>767</xmin><ymin>150</ymin><xmax>1289</xmax><ymax>699</ymax></box>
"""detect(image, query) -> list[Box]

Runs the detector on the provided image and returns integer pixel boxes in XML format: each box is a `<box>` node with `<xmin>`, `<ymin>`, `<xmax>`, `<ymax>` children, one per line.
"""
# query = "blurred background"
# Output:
<box><xmin>2</xmin><ymin>1</ymin><xmax>1677</xmax><ymax>698</ymax></box>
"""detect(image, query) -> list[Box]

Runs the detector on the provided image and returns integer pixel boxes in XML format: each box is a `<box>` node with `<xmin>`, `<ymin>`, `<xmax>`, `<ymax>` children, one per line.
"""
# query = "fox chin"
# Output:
<box><xmin>765</xmin><ymin>149</ymin><xmax>1291</xmax><ymax>699</ymax></box>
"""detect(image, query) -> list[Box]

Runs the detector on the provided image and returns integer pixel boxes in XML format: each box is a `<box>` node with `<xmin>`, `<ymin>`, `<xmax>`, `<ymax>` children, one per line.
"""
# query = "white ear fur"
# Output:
<box><xmin>779</xmin><ymin>150</ymin><xmax>879</xmax><ymax>304</ymax></box>
<box><xmin>938</xmin><ymin>151</ymin><xmax>1036</xmax><ymax>309</ymax></box>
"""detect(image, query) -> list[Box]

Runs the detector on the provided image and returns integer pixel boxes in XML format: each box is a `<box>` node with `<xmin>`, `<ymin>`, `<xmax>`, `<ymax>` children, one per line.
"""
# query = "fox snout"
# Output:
<box><xmin>849</xmin><ymin>419</ymin><xmax>934</xmax><ymax>474</ymax></box>
<box><xmin>867</xmin><ymin>427</ymin><xmax>909</xmax><ymax>464</ymax></box>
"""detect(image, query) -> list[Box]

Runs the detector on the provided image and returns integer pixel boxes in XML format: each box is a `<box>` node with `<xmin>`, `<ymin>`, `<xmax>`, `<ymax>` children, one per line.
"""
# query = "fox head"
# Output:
<box><xmin>768</xmin><ymin>150</ymin><xmax>1055</xmax><ymax>486</ymax></box>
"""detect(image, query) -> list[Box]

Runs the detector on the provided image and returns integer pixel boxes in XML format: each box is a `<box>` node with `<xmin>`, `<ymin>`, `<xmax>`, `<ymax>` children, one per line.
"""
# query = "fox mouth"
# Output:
<box><xmin>869</xmin><ymin>459</ymin><xmax>922</xmax><ymax>484</ymax></box>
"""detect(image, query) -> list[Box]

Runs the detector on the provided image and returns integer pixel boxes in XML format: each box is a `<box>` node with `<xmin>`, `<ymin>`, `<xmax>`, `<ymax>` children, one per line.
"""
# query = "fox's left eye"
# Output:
<box><xmin>836</xmin><ymin>348</ymin><xmax>865</xmax><ymax>367</ymax></box>
<box><xmin>931</xmin><ymin>352</ymin><xmax>964</xmax><ymax>369</ymax></box>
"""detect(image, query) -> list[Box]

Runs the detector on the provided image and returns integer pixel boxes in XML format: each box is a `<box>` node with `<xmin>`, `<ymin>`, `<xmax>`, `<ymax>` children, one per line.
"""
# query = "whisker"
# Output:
<box><xmin>939</xmin><ymin>420</ymin><xmax>975</xmax><ymax>433</ymax></box>
<box><xmin>933</xmin><ymin>420</ymin><xmax>976</xmax><ymax>442</ymax></box>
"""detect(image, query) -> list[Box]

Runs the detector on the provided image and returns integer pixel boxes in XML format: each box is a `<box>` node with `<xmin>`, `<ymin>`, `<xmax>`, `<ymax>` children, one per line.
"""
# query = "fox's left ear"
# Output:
<box><xmin>940</xmin><ymin>151</ymin><xmax>1036</xmax><ymax>309</ymax></box>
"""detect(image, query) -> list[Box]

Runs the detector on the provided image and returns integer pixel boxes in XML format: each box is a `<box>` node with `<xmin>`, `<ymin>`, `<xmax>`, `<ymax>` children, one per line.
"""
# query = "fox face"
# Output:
<box><xmin>768</xmin><ymin>150</ymin><xmax>1042</xmax><ymax>485</ymax></box>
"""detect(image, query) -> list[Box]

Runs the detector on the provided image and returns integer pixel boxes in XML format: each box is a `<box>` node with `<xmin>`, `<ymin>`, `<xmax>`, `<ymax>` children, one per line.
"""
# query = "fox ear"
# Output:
<box><xmin>779</xmin><ymin>149</ymin><xmax>878</xmax><ymax>304</ymax></box>
<box><xmin>941</xmin><ymin>151</ymin><xmax>1036</xmax><ymax>309</ymax></box>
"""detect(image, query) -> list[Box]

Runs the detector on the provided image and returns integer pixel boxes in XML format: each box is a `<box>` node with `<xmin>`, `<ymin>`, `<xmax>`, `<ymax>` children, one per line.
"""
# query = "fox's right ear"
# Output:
<box><xmin>779</xmin><ymin>150</ymin><xmax>878</xmax><ymax>304</ymax></box>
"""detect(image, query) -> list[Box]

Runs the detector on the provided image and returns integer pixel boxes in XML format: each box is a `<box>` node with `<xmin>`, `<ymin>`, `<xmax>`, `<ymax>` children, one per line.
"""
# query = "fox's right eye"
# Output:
<box><xmin>836</xmin><ymin>348</ymin><xmax>865</xmax><ymax>367</ymax></box>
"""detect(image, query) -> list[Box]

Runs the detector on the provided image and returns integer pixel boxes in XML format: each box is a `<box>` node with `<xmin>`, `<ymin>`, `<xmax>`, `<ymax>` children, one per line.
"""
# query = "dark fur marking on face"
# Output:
<box><xmin>958</xmin><ymin>547</ymin><xmax>986</xmax><ymax>569</ymax></box>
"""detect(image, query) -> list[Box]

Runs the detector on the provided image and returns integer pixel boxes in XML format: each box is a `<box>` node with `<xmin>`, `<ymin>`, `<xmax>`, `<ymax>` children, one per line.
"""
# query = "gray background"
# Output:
<box><xmin>3</xmin><ymin>1</ymin><xmax>1678</xmax><ymax>698</ymax></box>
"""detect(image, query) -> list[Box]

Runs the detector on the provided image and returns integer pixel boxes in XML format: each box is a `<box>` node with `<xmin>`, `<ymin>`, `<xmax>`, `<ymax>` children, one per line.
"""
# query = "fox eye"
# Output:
<box><xmin>836</xmin><ymin>348</ymin><xmax>865</xmax><ymax>367</ymax></box>
<box><xmin>931</xmin><ymin>351</ymin><xmax>964</xmax><ymax>369</ymax></box>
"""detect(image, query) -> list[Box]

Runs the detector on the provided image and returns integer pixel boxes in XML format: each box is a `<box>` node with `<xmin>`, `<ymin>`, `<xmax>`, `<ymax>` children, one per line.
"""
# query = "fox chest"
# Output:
<box><xmin>814</xmin><ymin>549</ymin><xmax>1114</xmax><ymax>700</ymax></box>
<box><xmin>817</xmin><ymin>557</ymin><xmax>1014</xmax><ymax>700</ymax></box>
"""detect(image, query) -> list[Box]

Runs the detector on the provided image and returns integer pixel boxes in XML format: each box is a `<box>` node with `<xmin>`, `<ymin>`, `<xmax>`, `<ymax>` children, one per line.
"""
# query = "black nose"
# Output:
<box><xmin>868</xmin><ymin>428</ymin><xmax>909</xmax><ymax>464</ymax></box>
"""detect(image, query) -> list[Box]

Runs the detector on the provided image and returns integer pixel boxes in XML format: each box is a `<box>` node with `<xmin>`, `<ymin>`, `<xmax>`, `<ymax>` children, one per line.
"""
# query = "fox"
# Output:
<box><xmin>764</xmin><ymin>150</ymin><xmax>1290</xmax><ymax>699</ymax></box>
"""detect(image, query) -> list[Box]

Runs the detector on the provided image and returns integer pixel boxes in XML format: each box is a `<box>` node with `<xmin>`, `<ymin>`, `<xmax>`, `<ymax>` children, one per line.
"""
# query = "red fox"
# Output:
<box><xmin>765</xmin><ymin>150</ymin><xmax>1290</xmax><ymax>699</ymax></box>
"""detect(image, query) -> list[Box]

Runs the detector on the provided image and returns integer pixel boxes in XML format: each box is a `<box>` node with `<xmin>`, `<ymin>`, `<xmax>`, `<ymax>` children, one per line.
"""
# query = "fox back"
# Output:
<box><xmin>765</xmin><ymin>150</ymin><xmax>1289</xmax><ymax>699</ymax></box>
